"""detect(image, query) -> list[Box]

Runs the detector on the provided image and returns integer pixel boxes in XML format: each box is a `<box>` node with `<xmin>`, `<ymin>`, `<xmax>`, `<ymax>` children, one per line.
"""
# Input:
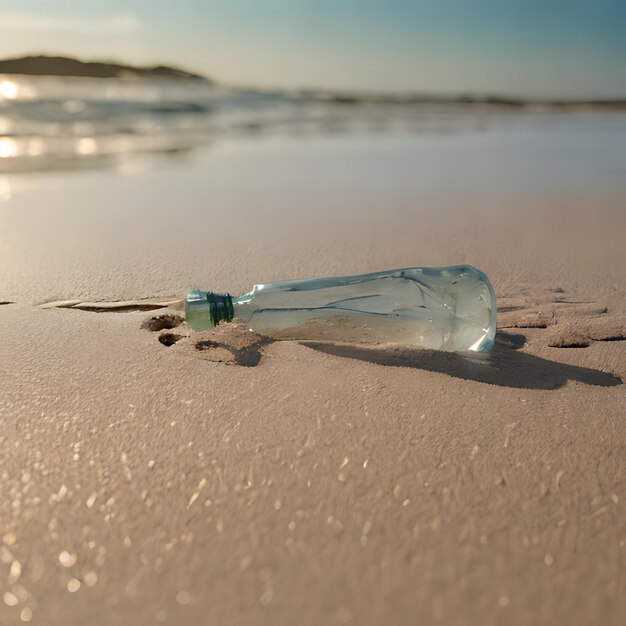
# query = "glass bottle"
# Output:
<box><xmin>185</xmin><ymin>265</ymin><xmax>496</xmax><ymax>352</ymax></box>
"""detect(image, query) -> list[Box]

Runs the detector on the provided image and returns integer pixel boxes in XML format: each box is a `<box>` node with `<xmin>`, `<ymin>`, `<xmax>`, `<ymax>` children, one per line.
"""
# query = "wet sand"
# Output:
<box><xmin>1</xmin><ymin>128</ymin><xmax>625</xmax><ymax>625</ymax></box>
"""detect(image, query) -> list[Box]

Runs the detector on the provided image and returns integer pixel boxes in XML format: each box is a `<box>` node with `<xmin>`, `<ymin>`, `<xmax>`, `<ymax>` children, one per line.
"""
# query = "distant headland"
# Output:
<box><xmin>0</xmin><ymin>55</ymin><xmax>208</xmax><ymax>80</ymax></box>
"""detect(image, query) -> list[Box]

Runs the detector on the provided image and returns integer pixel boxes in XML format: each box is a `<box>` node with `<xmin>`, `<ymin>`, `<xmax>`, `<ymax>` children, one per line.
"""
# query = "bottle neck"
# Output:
<box><xmin>185</xmin><ymin>290</ymin><xmax>234</xmax><ymax>331</ymax></box>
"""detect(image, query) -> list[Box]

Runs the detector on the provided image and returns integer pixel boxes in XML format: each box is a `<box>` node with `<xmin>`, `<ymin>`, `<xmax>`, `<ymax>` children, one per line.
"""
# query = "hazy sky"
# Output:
<box><xmin>0</xmin><ymin>0</ymin><xmax>624</xmax><ymax>98</ymax></box>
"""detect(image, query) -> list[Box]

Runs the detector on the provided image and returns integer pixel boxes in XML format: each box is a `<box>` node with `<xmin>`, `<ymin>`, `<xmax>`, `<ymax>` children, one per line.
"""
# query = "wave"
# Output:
<box><xmin>1</xmin><ymin>75</ymin><xmax>624</xmax><ymax>173</ymax></box>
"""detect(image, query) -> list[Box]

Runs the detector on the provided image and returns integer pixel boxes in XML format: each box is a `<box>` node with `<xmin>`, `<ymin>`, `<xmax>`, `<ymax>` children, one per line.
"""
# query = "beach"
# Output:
<box><xmin>1</xmin><ymin>109</ymin><xmax>625</xmax><ymax>625</ymax></box>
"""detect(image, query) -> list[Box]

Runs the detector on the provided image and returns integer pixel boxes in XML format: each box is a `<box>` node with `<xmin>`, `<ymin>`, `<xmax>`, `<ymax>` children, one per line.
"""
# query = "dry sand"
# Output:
<box><xmin>1</xmin><ymin>166</ymin><xmax>625</xmax><ymax>625</ymax></box>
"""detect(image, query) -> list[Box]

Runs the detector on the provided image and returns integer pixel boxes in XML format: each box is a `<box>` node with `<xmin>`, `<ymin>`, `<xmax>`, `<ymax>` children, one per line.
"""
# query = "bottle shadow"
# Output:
<box><xmin>299</xmin><ymin>333</ymin><xmax>622</xmax><ymax>389</ymax></box>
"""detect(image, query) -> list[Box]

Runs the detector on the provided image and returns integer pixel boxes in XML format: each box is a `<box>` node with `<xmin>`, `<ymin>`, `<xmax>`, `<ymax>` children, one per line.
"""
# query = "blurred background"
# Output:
<box><xmin>0</xmin><ymin>0</ymin><xmax>625</xmax><ymax>304</ymax></box>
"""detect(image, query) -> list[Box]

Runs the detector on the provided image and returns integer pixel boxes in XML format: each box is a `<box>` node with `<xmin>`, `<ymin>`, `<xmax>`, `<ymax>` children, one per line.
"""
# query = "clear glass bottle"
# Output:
<box><xmin>185</xmin><ymin>265</ymin><xmax>496</xmax><ymax>352</ymax></box>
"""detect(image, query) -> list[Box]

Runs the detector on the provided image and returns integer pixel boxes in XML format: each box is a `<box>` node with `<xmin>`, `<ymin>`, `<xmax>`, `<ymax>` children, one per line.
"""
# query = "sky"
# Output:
<box><xmin>0</xmin><ymin>0</ymin><xmax>624</xmax><ymax>99</ymax></box>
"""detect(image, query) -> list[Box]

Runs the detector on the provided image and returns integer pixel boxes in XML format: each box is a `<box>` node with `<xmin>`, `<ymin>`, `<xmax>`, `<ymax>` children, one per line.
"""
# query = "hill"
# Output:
<box><xmin>0</xmin><ymin>55</ymin><xmax>208</xmax><ymax>80</ymax></box>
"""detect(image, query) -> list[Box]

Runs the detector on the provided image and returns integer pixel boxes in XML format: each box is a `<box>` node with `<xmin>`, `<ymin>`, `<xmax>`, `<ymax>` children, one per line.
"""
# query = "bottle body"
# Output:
<box><xmin>186</xmin><ymin>265</ymin><xmax>496</xmax><ymax>352</ymax></box>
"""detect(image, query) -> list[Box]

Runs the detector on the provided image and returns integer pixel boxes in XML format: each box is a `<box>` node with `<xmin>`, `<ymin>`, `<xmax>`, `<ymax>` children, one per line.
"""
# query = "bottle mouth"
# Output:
<box><xmin>185</xmin><ymin>290</ymin><xmax>234</xmax><ymax>331</ymax></box>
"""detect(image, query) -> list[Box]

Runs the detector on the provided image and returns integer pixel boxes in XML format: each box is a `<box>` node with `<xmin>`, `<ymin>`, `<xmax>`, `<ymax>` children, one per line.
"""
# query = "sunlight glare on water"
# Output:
<box><xmin>0</xmin><ymin>80</ymin><xmax>18</xmax><ymax>100</ymax></box>
<box><xmin>0</xmin><ymin>137</ymin><xmax>17</xmax><ymax>158</ymax></box>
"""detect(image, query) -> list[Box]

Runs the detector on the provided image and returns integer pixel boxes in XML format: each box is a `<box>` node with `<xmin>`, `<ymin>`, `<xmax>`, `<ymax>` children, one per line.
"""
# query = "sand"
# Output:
<box><xmin>1</xmin><ymin>129</ymin><xmax>625</xmax><ymax>625</ymax></box>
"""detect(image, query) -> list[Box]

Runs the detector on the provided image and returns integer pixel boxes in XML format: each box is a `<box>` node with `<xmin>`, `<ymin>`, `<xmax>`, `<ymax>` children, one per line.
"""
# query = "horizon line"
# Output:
<box><xmin>1</xmin><ymin>53</ymin><xmax>626</xmax><ymax>105</ymax></box>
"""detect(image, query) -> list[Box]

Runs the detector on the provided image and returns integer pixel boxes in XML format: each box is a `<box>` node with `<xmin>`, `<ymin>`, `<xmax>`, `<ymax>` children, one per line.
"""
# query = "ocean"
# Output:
<box><xmin>2</xmin><ymin>75</ymin><xmax>625</xmax><ymax>179</ymax></box>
